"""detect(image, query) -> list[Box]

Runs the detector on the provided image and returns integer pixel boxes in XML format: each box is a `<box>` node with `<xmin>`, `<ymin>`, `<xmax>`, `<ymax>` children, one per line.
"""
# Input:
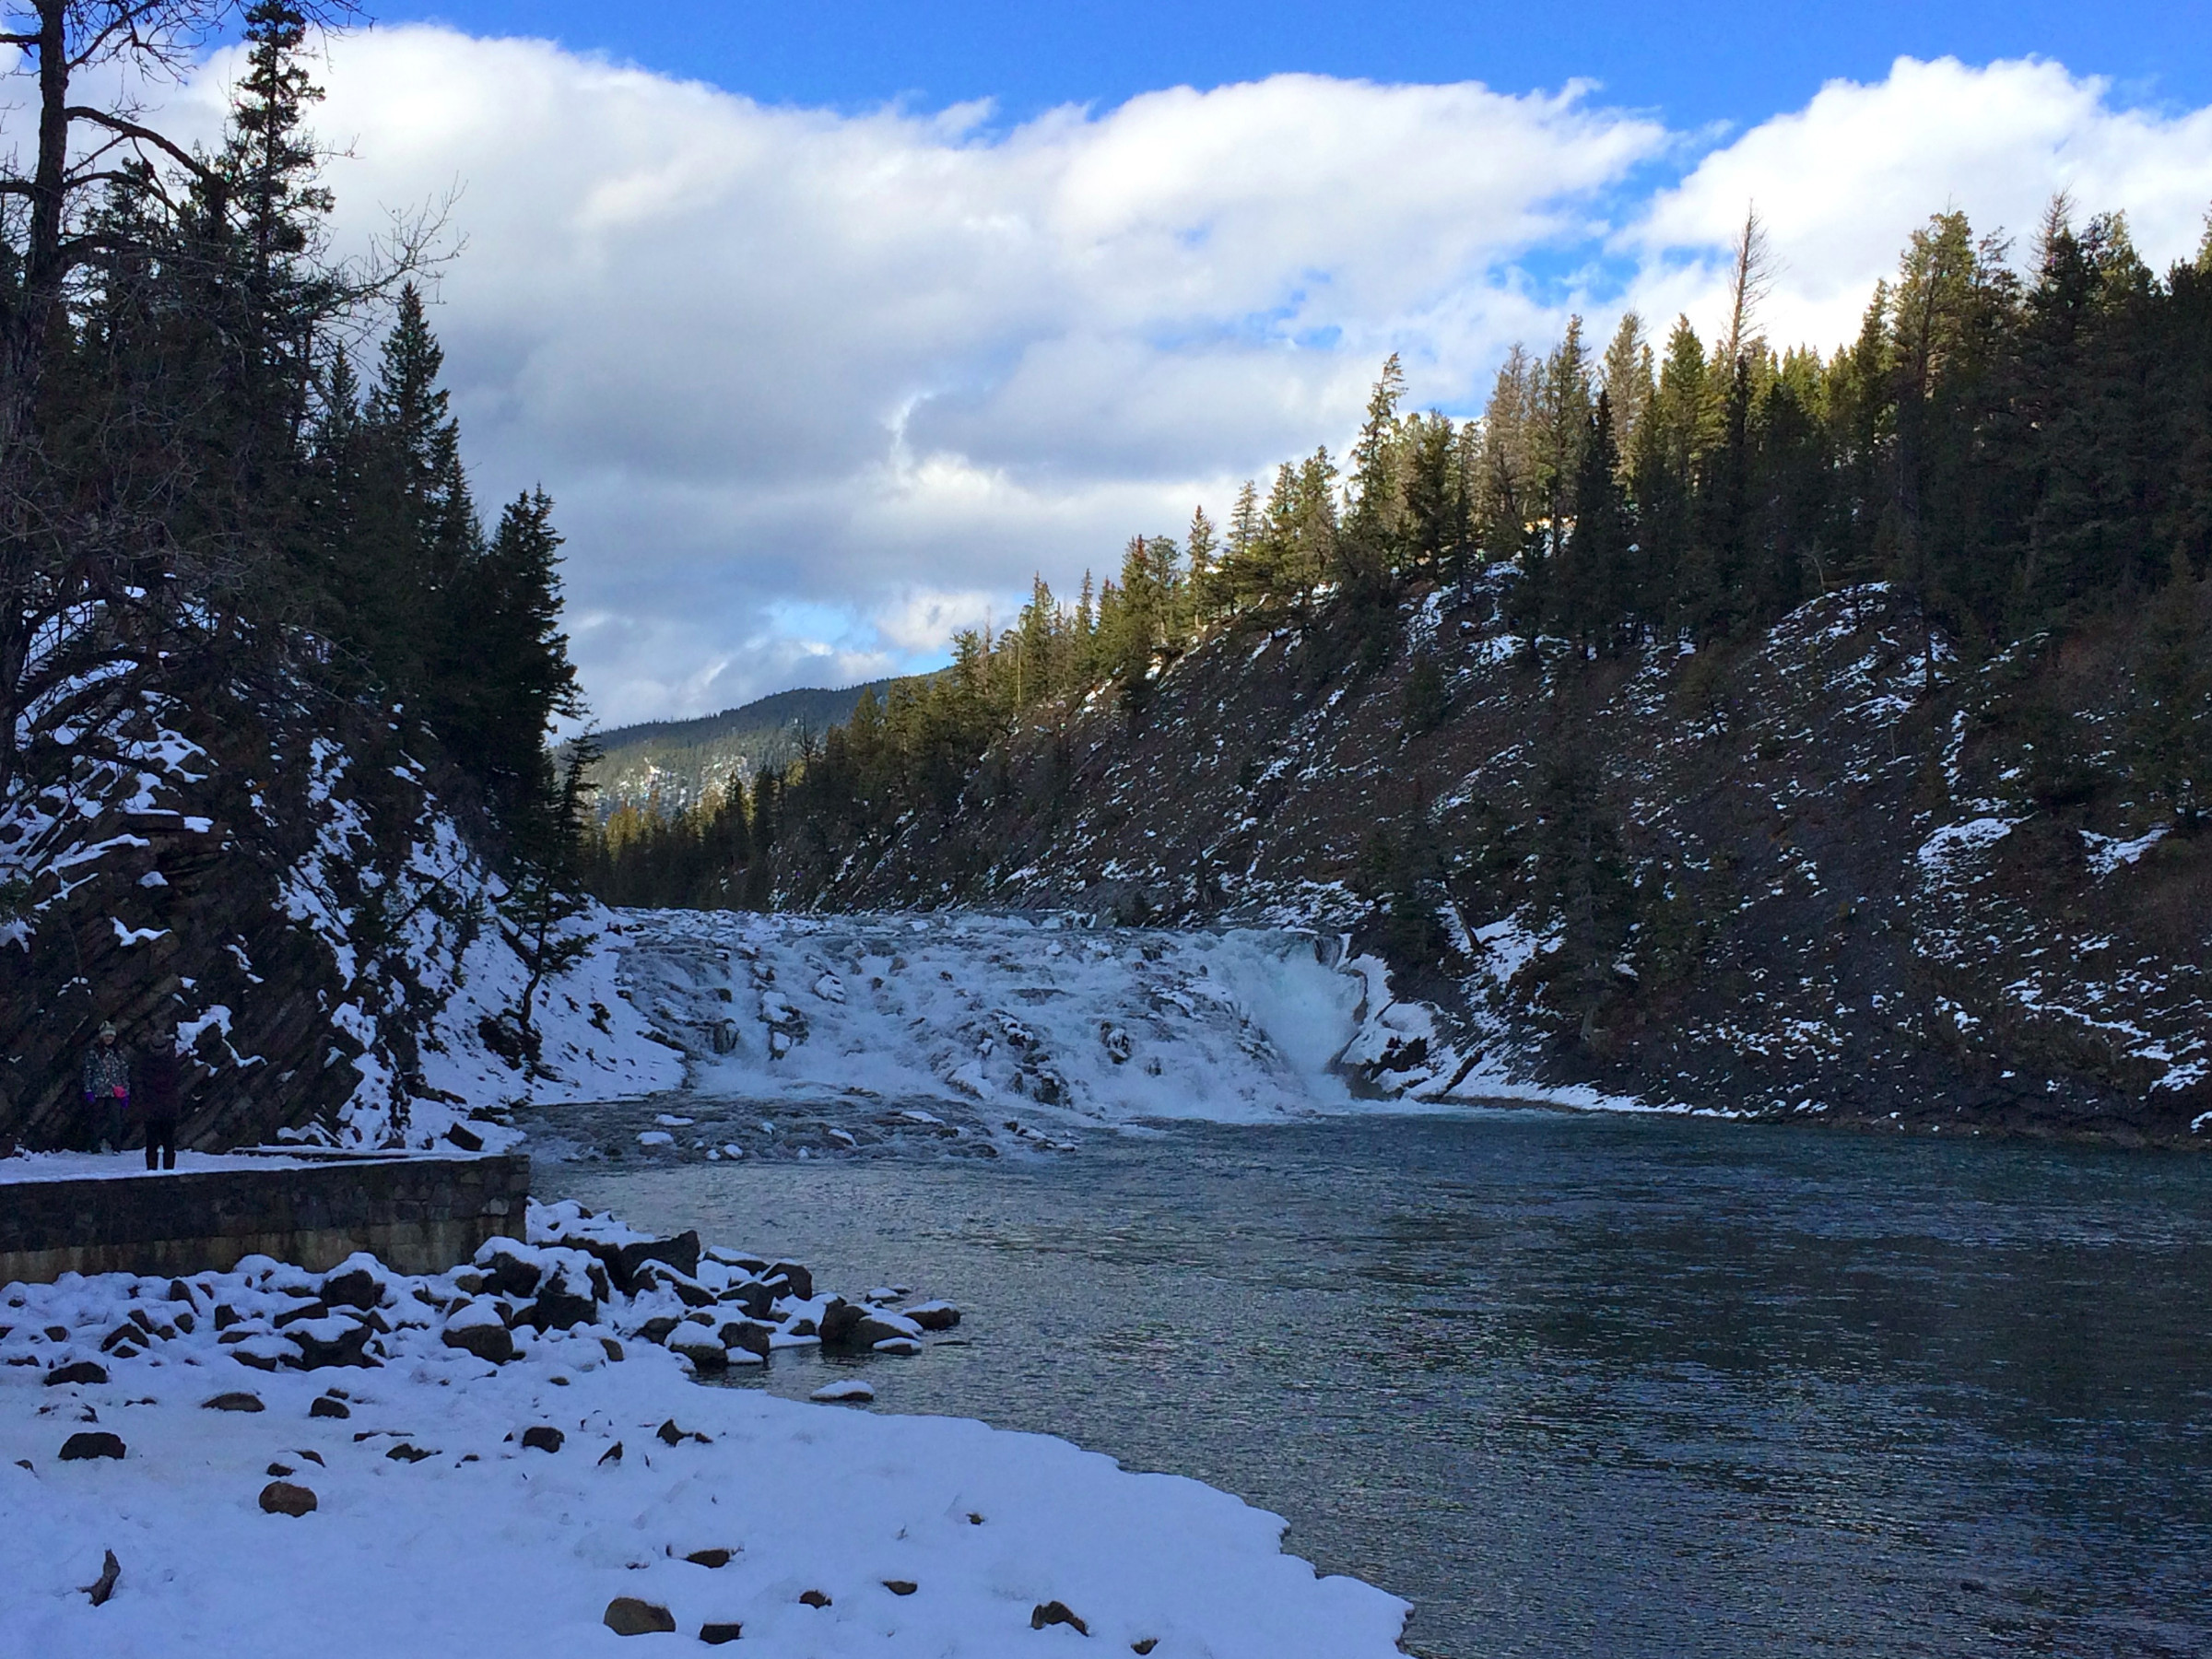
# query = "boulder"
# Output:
<box><xmin>668</xmin><ymin>1334</ymin><xmax>727</xmax><ymax>1372</ymax></box>
<box><xmin>309</xmin><ymin>1394</ymin><xmax>351</xmax><ymax>1419</ymax></box>
<box><xmin>59</xmin><ymin>1431</ymin><xmax>125</xmax><ymax>1461</ymax></box>
<box><xmin>850</xmin><ymin>1312</ymin><xmax>923</xmax><ymax>1347</ymax></box>
<box><xmin>609</xmin><ymin>1231</ymin><xmax>700</xmax><ymax>1295</ymax></box>
<box><xmin>520</xmin><ymin>1276</ymin><xmax>598</xmax><ymax>1333</ymax></box>
<box><xmin>765</xmin><ymin>1261</ymin><xmax>814</xmax><ymax>1300</ymax></box>
<box><xmin>320</xmin><ymin>1256</ymin><xmax>390</xmax><ymax>1310</ymax></box>
<box><xmin>699</xmin><ymin>1623</ymin><xmax>744</xmax><ymax>1645</ymax></box>
<box><xmin>902</xmin><ymin>1300</ymin><xmax>962</xmax><ymax>1332</ymax></box>
<box><xmin>520</xmin><ymin>1425</ymin><xmax>564</xmax><ymax>1453</ymax></box>
<box><xmin>718</xmin><ymin>1281</ymin><xmax>774</xmax><ymax>1321</ymax></box>
<box><xmin>259</xmin><ymin>1481</ymin><xmax>317</xmax><ymax>1516</ymax></box>
<box><xmin>603</xmin><ymin>1597</ymin><xmax>676</xmax><ymax>1637</ymax></box>
<box><xmin>798</xmin><ymin>1590</ymin><xmax>832</xmax><ymax>1608</ymax></box>
<box><xmin>883</xmin><ymin>1580</ymin><xmax>917</xmax><ymax>1596</ymax></box>
<box><xmin>817</xmin><ymin>1300</ymin><xmax>864</xmax><ymax>1347</ymax></box>
<box><xmin>440</xmin><ymin>1307</ymin><xmax>517</xmax><ymax>1365</ymax></box>
<box><xmin>717</xmin><ymin>1319</ymin><xmax>774</xmax><ymax>1358</ymax></box>
<box><xmin>633</xmin><ymin>1315</ymin><xmax>681</xmax><ymax>1345</ymax></box>
<box><xmin>808</xmin><ymin>1380</ymin><xmax>874</xmax><ymax>1404</ymax></box>
<box><xmin>473</xmin><ymin>1241</ymin><xmax>544</xmax><ymax>1300</ymax></box>
<box><xmin>684</xmin><ymin>1547</ymin><xmax>733</xmax><ymax>1569</ymax></box>
<box><xmin>200</xmin><ymin>1392</ymin><xmax>265</xmax><ymax>1413</ymax></box>
<box><xmin>287</xmin><ymin>1315</ymin><xmax>373</xmax><ymax>1371</ymax></box>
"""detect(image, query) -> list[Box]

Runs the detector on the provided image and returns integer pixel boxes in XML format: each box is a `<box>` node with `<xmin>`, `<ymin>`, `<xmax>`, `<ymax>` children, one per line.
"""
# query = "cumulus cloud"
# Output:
<box><xmin>1625</xmin><ymin>56</ymin><xmax>2212</xmax><ymax>354</ymax></box>
<box><xmin>124</xmin><ymin>36</ymin><xmax>2212</xmax><ymax>723</ymax></box>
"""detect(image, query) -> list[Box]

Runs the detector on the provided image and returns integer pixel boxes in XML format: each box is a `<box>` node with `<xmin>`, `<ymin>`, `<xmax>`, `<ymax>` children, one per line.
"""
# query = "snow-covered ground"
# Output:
<box><xmin>0</xmin><ymin>1201</ymin><xmax>1407</xmax><ymax>1657</ymax></box>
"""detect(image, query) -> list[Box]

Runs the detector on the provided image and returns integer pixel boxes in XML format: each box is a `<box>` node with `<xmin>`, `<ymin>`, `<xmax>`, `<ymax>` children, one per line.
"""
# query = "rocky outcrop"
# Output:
<box><xmin>782</xmin><ymin>579</ymin><xmax>2210</xmax><ymax>1144</ymax></box>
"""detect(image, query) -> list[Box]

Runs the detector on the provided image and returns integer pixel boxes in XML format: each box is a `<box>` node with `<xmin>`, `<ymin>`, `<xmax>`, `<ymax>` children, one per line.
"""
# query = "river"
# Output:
<box><xmin>541</xmin><ymin>1107</ymin><xmax>2212</xmax><ymax>1659</ymax></box>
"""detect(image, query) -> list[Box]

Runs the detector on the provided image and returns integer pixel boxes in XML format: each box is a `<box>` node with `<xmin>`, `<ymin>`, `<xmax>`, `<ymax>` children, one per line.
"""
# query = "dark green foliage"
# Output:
<box><xmin>4</xmin><ymin>10</ymin><xmax>587</xmax><ymax>892</ymax></box>
<box><xmin>589</xmin><ymin>196</ymin><xmax>2212</xmax><ymax>927</ymax></box>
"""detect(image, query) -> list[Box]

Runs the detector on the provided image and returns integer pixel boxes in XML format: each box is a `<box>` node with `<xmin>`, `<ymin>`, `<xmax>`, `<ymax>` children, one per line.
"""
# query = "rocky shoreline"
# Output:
<box><xmin>5</xmin><ymin>1196</ymin><xmax>1404</xmax><ymax>1656</ymax></box>
<box><xmin>2</xmin><ymin>1198</ymin><xmax>959</xmax><ymax>1387</ymax></box>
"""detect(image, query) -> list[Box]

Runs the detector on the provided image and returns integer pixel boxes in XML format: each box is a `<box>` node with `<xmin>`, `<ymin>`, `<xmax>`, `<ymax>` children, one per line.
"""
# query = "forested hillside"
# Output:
<box><xmin>587</xmin><ymin>680</ymin><xmax>892</xmax><ymax>833</ymax></box>
<box><xmin>588</xmin><ymin>204</ymin><xmax>2212</xmax><ymax>1139</ymax></box>
<box><xmin>2</xmin><ymin>3</ymin><xmax>597</xmax><ymax>1148</ymax></box>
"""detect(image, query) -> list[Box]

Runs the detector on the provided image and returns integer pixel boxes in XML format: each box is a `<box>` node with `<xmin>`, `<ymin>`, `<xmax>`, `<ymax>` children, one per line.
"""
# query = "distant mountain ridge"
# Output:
<box><xmin>589</xmin><ymin>682</ymin><xmax>892</xmax><ymax>816</ymax></box>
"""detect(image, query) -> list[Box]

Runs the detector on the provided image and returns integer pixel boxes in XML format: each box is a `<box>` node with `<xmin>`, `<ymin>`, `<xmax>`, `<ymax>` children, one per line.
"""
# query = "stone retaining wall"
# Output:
<box><xmin>0</xmin><ymin>1153</ymin><xmax>529</xmax><ymax>1283</ymax></box>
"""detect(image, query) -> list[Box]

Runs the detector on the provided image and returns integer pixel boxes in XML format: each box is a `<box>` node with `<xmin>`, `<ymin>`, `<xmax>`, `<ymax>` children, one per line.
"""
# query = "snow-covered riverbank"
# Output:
<box><xmin>1</xmin><ymin>1197</ymin><xmax>1406</xmax><ymax>1656</ymax></box>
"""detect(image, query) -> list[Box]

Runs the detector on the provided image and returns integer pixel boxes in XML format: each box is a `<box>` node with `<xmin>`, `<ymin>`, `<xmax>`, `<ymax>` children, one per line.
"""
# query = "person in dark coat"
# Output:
<box><xmin>82</xmin><ymin>1020</ymin><xmax>130</xmax><ymax>1152</ymax></box>
<box><xmin>135</xmin><ymin>1028</ymin><xmax>187</xmax><ymax>1171</ymax></box>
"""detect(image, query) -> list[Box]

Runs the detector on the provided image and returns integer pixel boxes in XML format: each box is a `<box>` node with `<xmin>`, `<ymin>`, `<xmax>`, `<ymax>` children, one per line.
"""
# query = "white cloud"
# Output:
<box><xmin>1625</xmin><ymin>56</ymin><xmax>2212</xmax><ymax>353</ymax></box>
<box><xmin>108</xmin><ymin>36</ymin><xmax>2212</xmax><ymax>724</ymax></box>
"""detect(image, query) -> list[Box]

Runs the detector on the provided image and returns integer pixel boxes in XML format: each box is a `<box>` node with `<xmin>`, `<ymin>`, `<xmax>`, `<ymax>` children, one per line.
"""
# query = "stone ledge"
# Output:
<box><xmin>0</xmin><ymin>1153</ymin><xmax>529</xmax><ymax>1282</ymax></box>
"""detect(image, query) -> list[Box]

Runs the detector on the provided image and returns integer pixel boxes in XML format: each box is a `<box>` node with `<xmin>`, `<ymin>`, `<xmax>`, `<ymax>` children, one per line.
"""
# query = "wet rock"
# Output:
<box><xmin>520</xmin><ymin>1425</ymin><xmax>564</xmax><ymax>1453</ymax></box>
<box><xmin>60</xmin><ymin>1431</ymin><xmax>125</xmax><ymax>1461</ymax></box>
<box><xmin>200</xmin><ymin>1391</ymin><xmax>265</xmax><ymax>1413</ymax></box>
<box><xmin>1031</xmin><ymin>1600</ymin><xmax>1089</xmax><ymax>1635</ymax></box>
<box><xmin>603</xmin><ymin>1597</ymin><xmax>677</xmax><ymax>1637</ymax></box>
<box><xmin>809</xmin><ymin>1380</ymin><xmax>874</xmax><ymax>1404</ymax></box>
<box><xmin>850</xmin><ymin>1312</ymin><xmax>924</xmax><ymax>1347</ymax></box>
<box><xmin>44</xmin><ymin>1360</ymin><xmax>108</xmax><ymax>1387</ymax></box>
<box><xmin>817</xmin><ymin>1300</ymin><xmax>864</xmax><ymax>1347</ymax></box>
<box><xmin>902</xmin><ymin>1300</ymin><xmax>962</xmax><ymax>1332</ymax></box>
<box><xmin>259</xmin><ymin>1481</ymin><xmax>316</xmax><ymax>1516</ymax></box>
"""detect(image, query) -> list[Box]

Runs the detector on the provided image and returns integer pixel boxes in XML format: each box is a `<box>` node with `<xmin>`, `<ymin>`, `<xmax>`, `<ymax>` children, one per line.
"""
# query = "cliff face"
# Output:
<box><xmin>783</xmin><ymin>575</ymin><xmax>2209</xmax><ymax>1145</ymax></box>
<box><xmin>0</xmin><ymin>669</ymin><xmax>669</xmax><ymax>1154</ymax></box>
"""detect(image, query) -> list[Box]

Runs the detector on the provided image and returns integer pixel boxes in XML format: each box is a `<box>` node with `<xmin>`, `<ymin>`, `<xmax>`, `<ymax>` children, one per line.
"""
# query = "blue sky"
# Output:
<box><xmin>149</xmin><ymin>6</ymin><xmax>2212</xmax><ymax>723</ymax></box>
<box><xmin>371</xmin><ymin>0</ymin><xmax>2206</xmax><ymax>129</ymax></box>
